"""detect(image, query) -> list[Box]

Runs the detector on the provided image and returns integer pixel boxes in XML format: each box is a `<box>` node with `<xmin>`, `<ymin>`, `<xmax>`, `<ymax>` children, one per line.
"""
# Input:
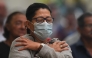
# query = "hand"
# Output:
<box><xmin>15</xmin><ymin>37</ymin><xmax>41</xmax><ymax>51</ymax></box>
<box><xmin>48</xmin><ymin>41</ymin><xmax>69</xmax><ymax>52</ymax></box>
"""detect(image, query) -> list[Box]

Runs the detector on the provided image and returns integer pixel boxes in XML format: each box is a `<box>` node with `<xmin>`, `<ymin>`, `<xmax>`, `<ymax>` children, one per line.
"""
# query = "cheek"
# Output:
<box><xmin>85</xmin><ymin>28</ymin><xmax>91</xmax><ymax>33</ymax></box>
<box><xmin>9</xmin><ymin>25</ymin><xmax>21</xmax><ymax>33</ymax></box>
<box><xmin>11</xmin><ymin>25</ymin><xmax>20</xmax><ymax>30</ymax></box>
<box><xmin>82</xmin><ymin>29</ymin><xmax>91</xmax><ymax>35</ymax></box>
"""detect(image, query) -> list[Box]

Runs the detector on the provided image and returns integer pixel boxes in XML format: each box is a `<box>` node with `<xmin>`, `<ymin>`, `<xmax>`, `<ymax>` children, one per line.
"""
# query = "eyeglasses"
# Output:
<box><xmin>32</xmin><ymin>17</ymin><xmax>54</xmax><ymax>23</ymax></box>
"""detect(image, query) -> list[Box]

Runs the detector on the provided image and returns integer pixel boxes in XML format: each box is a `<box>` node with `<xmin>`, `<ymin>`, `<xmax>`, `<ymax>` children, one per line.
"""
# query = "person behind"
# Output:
<box><xmin>9</xmin><ymin>3</ymin><xmax>73</xmax><ymax>58</ymax></box>
<box><xmin>71</xmin><ymin>13</ymin><xmax>92</xmax><ymax>58</ymax></box>
<box><xmin>0</xmin><ymin>12</ymin><xmax>27</xmax><ymax>58</ymax></box>
<box><xmin>0</xmin><ymin>0</ymin><xmax>7</xmax><ymax>41</ymax></box>
<box><xmin>64</xmin><ymin>11</ymin><xmax>80</xmax><ymax>45</ymax></box>
<box><xmin>56</xmin><ymin>10</ymin><xmax>77</xmax><ymax>41</ymax></box>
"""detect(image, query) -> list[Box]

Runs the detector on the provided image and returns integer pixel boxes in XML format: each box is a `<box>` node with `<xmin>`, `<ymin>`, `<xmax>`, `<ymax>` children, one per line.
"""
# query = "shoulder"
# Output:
<box><xmin>70</xmin><ymin>40</ymin><xmax>81</xmax><ymax>49</ymax></box>
<box><xmin>0</xmin><ymin>42</ymin><xmax>5</xmax><ymax>49</ymax></box>
<box><xmin>70</xmin><ymin>43</ymin><xmax>77</xmax><ymax>47</ymax></box>
<box><xmin>70</xmin><ymin>43</ymin><xmax>78</xmax><ymax>50</ymax></box>
<box><xmin>13</xmin><ymin>34</ymin><xmax>34</xmax><ymax>42</ymax></box>
<box><xmin>9</xmin><ymin>34</ymin><xmax>33</xmax><ymax>58</ymax></box>
<box><xmin>0</xmin><ymin>42</ymin><xmax>10</xmax><ymax>53</ymax></box>
<box><xmin>0</xmin><ymin>42</ymin><xmax>4</xmax><ymax>45</ymax></box>
<box><xmin>0</xmin><ymin>42</ymin><xmax>8</xmax><ymax>48</ymax></box>
<box><xmin>70</xmin><ymin>41</ymin><xmax>80</xmax><ymax>53</ymax></box>
<box><xmin>11</xmin><ymin>34</ymin><xmax>34</xmax><ymax>48</ymax></box>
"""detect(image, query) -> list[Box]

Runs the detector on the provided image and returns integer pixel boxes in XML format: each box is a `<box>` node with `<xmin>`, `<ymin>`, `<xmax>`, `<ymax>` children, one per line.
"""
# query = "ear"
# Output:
<box><xmin>25</xmin><ymin>20</ymin><xmax>34</xmax><ymax>31</ymax></box>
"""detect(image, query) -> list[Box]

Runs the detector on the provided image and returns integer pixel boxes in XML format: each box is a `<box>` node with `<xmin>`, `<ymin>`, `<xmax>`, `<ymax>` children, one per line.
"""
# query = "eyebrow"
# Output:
<box><xmin>34</xmin><ymin>16</ymin><xmax>52</xmax><ymax>18</ymax></box>
<box><xmin>15</xmin><ymin>20</ymin><xmax>22</xmax><ymax>22</ymax></box>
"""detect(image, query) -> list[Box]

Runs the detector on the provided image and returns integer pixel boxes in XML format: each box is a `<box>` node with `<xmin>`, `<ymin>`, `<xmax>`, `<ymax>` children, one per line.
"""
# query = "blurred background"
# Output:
<box><xmin>0</xmin><ymin>0</ymin><xmax>92</xmax><ymax>45</ymax></box>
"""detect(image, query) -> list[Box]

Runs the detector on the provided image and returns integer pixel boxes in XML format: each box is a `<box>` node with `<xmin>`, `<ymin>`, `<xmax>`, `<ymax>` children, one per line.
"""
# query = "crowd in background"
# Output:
<box><xmin>0</xmin><ymin>0</ymin><xmax>91</xmax><ymax>43</ymax></box>
<box><xmin>0</xmin><ymin>0</ymin><xmax>92</xmax><ymax>58</ymax></box>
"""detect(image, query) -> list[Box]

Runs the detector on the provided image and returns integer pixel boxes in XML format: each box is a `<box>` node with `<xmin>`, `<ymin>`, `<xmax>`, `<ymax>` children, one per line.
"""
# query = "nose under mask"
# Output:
<box><xmin>34</xmin><ymin>22</ymin><xmax>53</xmax><ymax>41</ymax></box>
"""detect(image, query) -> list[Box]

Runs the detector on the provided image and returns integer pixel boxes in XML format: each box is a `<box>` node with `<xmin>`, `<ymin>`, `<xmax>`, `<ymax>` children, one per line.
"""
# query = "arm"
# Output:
<box><xmin>38</xmin><ymin>44</ymin><xmax>73</xmax><ymax>58</ymax></box>
<box><xmin>9</xmin><ymin>38</ymin><xmax>32</xmax><ymax>58</ymax></box>
<box><xmin>13</xmin><ymin>37</ymin><xmax>73</xmax><ymax>58</ymax></box>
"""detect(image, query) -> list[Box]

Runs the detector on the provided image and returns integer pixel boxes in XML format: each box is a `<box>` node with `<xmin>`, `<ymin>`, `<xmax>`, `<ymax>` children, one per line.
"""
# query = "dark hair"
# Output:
<box><xmin>26</xmin><ymin>3</ymin><xmax>52</xmax><ymax>21</ymax></box>
<box><xmin>77</xmin><ymin>13</ymin><xmax>92</xmax><ymax>28</ymax></box>
<box><xmin>3</xmin><ymin>11</ymin><xmax>24</xmax><ymax>39</ymax></box>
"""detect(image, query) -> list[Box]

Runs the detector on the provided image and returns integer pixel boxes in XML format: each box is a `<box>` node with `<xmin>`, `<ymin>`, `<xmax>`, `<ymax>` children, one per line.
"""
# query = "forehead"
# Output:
<box><xmin>11</xmin><ymin>14</ymin><xmax>27</xmax><ymax>22</ymax></box>
<box><xmin>34</xmin><ymin>8</ymin><xmax>51</xmax><ymax>17</ymax></box>
<box><xmin>84</xmin><ymin>16</ymin><xmax>92</xmax><ymax>24</ymax></box>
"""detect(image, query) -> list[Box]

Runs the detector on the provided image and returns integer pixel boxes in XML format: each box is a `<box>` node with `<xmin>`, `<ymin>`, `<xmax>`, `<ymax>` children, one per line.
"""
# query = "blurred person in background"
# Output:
<box><xmin>9</xmin><ymin>3</ymin><xmax>73</xmax><ymax>58</ymax></box>
<box><xmin>64</xmin><ymin>30</ymin><xmax>80</xmax><ymax>45</ymax></box>
<box><xmin>55</xmin><ymin>10</ymin><xmax>77</xmax><ymax>41</ymax></box>
<box><xmin>71</xmin><ymin>13</ymin><xmax>92</xmax><ymax>58</ymax></box>
<box><xmin>64</xmin><ymin>10</ymin><xmax>77</xmax><ymax>36</ymax></box>
<box><xmin>64</xmin><ymin>10</ymin><xmax>80</xmax><ymax>45</ymax></box>
<box><xmin>48</xmin><ymin>3</ymin><xmax>65</xmax><ymax>40</ymax></box>
<box><xmin>0</xmin><ymin>0</ymin><xmax>7</xmax><ymax>41</ymax></box>
<box><xmin>0</xmin><ymin>12</ymin><xmax>27</xmax><ymax>58</ymax></box>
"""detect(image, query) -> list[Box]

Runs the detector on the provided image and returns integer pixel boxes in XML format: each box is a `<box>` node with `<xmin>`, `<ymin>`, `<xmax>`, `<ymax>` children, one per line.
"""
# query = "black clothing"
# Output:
<box><xmin>0</xmin><ymin>42</ymin><xmax>10</xmax><ymax>58</ymax></box>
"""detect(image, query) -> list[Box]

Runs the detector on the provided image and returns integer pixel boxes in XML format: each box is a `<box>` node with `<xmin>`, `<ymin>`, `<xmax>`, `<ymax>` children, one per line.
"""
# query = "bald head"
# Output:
<box><xmin>0</xmin><ymin>0</ymin><xmax>7</xmax><ymax>25</ymax></box>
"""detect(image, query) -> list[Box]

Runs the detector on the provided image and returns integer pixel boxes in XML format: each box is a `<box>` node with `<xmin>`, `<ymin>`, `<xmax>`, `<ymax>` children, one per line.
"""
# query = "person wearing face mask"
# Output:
<box><xmin>9</xmin><ymin>3</ymin><xmax>73</xmax><ymax>58</ymax></box>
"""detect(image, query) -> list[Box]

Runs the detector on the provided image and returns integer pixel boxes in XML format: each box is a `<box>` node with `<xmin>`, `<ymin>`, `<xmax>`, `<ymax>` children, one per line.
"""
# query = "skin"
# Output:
<box><xmin>15</xmin><ymin>8</ymin><xmax>68</xmax><ymax>52</ymax></box>
<box><xmin>5</xmin><ymin>14</ymin><xmax>27</xmax><ymax>46</ymax></box>
<box><xmin>0</xmin><ymin>1</ymin><xmax>7</xmax><ymax>29</ymax></box>
<box><xmin>78</xmin><ymin>16</ymin><xmax>92</xmax><ymax>56</ymax></box>
<box><xmin>0</xmin><ymin>2</ymin><xmax>6</xmax><ymax>19</ymax></box>
<box><xmin>26</xmin><ymin>8</ymin><xmax>52</xmax><ymax>43</ymax></box>
<box><xmin>7</xmin><ymin>14</ymin><xmax>27</xmax><ymax>37</ymax></box>
<box><xmin>66</xmin><ymin>13</ymin><xmax>77</xmax><ymax>29</ymax></box>
<box><xmin>16</xmin><ymin>37</ymin><xmax>68</xmax><ymax>52</ymax></box>
<box><xmin>78</xmin><ymin>16</ymin><xmax>92</xmax><ymax>40</ymax></box>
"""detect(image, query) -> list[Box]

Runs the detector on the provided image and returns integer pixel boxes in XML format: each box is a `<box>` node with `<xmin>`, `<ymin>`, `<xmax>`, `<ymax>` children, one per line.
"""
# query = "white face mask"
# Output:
<box><xmin>34</xmin><ymin>22</ymin><xmax>53</xmax><ymax>41</ymax></box>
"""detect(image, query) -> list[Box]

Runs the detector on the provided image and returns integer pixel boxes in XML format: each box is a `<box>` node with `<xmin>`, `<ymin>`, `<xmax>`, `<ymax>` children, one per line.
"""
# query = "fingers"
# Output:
<box><xmin>63</xmin><ymin>47</ymin><xmax>69</xmax><ymax>50</ymax></box>
<box><xmin>57</xmin><ymin>41</ymin><xmax>68</xmax><ymax>48</ymax></box>
<box><xmin>53</xmin><ymin>41</ymin><xmax>59</xmax><ymax>45</ymax></box>
<box><xmin>16</xmin><ymin>39</ymin><xmax>25</xmax><ymax>42</ymax></box>
<box><xmin>15</xmin><ymin>42</ymin><xmax>28</xmax><ymax>51</ymax></box>
<box><xmin>59</xmin><ymin>47</ymin><xmax>69</xmax><ymax>52</ymax></box>
<box><xmin>16</xmin><ymin>37</ymin><xmax>32</xmax><ymax>43</ymax></box>
<box><xmin>61</xmin><ymin>47</ymin><xmax>69</xmax><ymax>51</ymax></box>
<box><xmin>59</xmin><ymin>41</ymin><xmax>69</xmax><ymax>51</ymax></box>
<box><xmin>18</xmin><ymin>46</ymin><xmax>28</xmax><ymax>51</ymax></box>
<box><xmin>48</xmin><ymin>41</ymin><xmax>69</xmax><ymax>52</ymax></box>
<box><xmin>60</xmin><ymin>43</ymin><xmax>68</xmax><ymax>48</ymax></box>
<box><xmin>15</xmin><ymin>43</ymin><xmax>27</xmax><ymax>47</ymax></box>
<box><xmin>20</xmin><ymin>36</ymin><xmax>33</xmax><ymax>42</ymax></box>
<box><xmin>58</xmin><ymin>41</ymin><xmax>66</xmax><ymax>45</ymax></box>
<box><xmin>20</xmin><ymin>36</ymin><xmax>28</xmax><ymax>40</ymax></box>
<box><xmin>20</xmin><ymin>36</ymin><xmax>26</xmax><ymax>39</ymax></box>
<box><xmin>59</xmin><ymin>49</ymin><xmax>65</xmax><ymax>52</ymax></box>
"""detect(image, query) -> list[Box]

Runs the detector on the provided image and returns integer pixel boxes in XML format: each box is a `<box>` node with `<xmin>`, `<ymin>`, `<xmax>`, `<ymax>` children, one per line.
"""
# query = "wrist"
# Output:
<box><xmin>37</xmin><ymin>43</ymin><xmax>45</xmax><ymax>52</ymax></box>
<box><xmin>36</xmin><ymin>43</ymin><xmax>41</xmax><ymax>50</ymax></box>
